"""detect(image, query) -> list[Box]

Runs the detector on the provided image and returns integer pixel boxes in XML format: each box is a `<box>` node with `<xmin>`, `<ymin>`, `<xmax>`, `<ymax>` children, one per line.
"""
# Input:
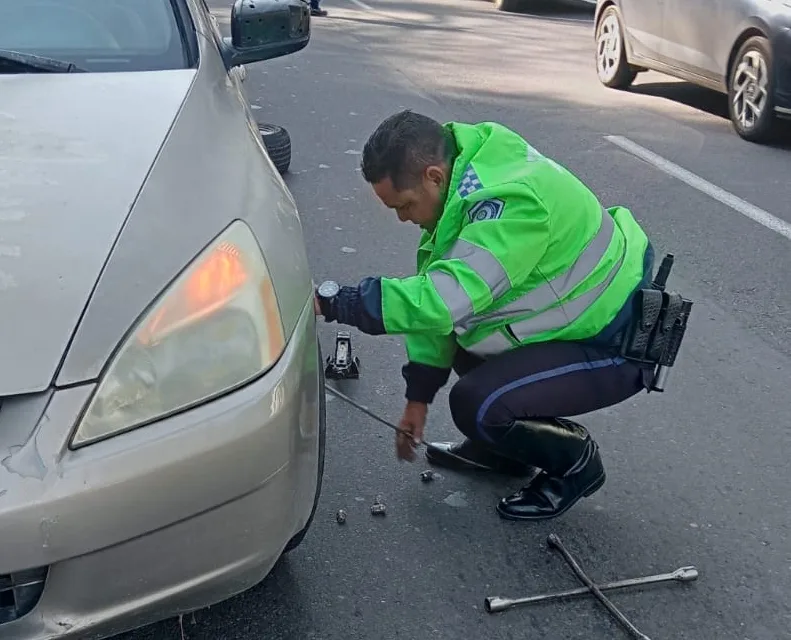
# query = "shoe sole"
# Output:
<box><xmin>495</xmin><ymin>471</ymin><xmax>606</xmax><ymax>522</ymax></box>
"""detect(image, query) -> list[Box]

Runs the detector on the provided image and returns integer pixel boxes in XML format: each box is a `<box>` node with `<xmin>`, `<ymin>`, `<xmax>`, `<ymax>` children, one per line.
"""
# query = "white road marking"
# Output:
<box><xmin>347</xmin><ymin>0</ymin><xmax>375</xmax><ymax>11</ymax></box>
<box><xmin>605</xmin><ymin>135</ymin><xmax>791</xmax><ymax>241</ymax></box>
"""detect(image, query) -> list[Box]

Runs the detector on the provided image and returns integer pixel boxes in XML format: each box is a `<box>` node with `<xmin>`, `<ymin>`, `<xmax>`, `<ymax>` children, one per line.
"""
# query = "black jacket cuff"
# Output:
<box><xmin>402</xmin><ymin>362</ymin><xmax>451</xmax><ymax>404</ymax></box>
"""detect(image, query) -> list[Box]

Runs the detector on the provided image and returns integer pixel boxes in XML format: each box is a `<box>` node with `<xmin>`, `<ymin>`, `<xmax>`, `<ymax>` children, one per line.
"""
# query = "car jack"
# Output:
<box><xmin>325</xmin><ymin>330</ymin><xmax>360</xmax><ymax>380</ymax></box>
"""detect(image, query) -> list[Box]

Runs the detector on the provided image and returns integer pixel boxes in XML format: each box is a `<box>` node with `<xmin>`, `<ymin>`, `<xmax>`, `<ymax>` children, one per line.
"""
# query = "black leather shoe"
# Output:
<box><xmin>425</xmin><ymin>439</ymin><xmax>540</xmax><ymax>478</ymax></box>
<box><xmin>310</xmin><ymin>8</ymin><xmax>328</xmax><ymax>16</ymax></box>
<box><xmin>496</xmin><ymin>437</ymin><xmax>606</xmax><ymax>521</ymax></box>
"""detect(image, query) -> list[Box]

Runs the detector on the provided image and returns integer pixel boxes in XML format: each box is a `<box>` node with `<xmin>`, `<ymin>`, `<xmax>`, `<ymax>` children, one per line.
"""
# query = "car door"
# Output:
<box><xmin>659</xmin><ymin>0</ymin><xmax>728</xmax><ymax>83</ymax></box>
<box><xmin>617</xmin><ymin>0</ymin><xmax>667</xmax><ymax>63</ymax></box>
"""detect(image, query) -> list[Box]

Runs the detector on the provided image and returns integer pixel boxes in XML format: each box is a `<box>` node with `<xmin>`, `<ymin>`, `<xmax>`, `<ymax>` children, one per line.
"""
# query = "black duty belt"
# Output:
<box><xmin>614</xmin><ymin>253</ymin><xmax>694</xmax><ymax>393</ymax></box>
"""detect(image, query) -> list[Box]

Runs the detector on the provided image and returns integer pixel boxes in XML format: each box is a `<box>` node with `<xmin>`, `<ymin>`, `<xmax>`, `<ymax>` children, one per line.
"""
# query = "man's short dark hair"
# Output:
<box><xmin>361</xmin><ymin>110</ymin><xmax>456</xmax><ymax>191</ymax></box>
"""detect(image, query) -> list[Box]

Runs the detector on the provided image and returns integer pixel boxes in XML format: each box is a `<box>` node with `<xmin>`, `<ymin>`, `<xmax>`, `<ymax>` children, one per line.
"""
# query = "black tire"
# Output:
<box><xmin>259</xmin><ymin>123</ymin><xmax>292</xmax><ymax>175</ymax></box>
<box><xmin>493</xmin><ymin>0</ymin><xmax>523</xmax><ymax>13</ymax></box>
<box><xmin>727</xmin><ymin>35</ymin><xmax>778</xmax><ymax>143</ymax></box>
<box><xmin>283</xmin><ymin>339</ymin><xmax>327</xmax><ymax>553</ymax></box>
<box><xmin>595</xmin><ymin>6</ymin><xmax>637</xmax><ymax>90</ymax></box>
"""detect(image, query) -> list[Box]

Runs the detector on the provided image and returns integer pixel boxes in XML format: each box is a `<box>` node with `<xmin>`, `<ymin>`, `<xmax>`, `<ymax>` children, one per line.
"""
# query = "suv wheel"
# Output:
<box><xmin>595</xmin><ymin>6</ymin><xmax>637</xmax><ymax>89</ymax></box>
<box><xmin>728</xmin><ymin>36</ymin><xmax>777</xmax><ymax>143</ymax></box>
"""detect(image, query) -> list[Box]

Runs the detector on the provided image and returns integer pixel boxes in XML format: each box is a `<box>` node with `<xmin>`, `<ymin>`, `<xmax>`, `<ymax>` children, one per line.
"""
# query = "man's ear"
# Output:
<box><xmin>425</xmin><ymin>165</ymin><xmax>445</xmax><ymax>189</ymax></box>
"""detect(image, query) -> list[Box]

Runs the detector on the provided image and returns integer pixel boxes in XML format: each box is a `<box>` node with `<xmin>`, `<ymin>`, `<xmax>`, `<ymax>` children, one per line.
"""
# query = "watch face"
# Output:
<box><xmin>318</xmin><ymin>281</ymin><xmax>340</xmax><ymax>298</ymax></box>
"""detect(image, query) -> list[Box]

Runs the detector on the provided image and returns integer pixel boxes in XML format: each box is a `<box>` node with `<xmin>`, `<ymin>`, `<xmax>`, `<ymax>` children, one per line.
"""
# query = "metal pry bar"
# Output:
<box><xmin>324</xmin><ymin>384</ymin><xmax>492</xmax><ymax>470</ymax></box>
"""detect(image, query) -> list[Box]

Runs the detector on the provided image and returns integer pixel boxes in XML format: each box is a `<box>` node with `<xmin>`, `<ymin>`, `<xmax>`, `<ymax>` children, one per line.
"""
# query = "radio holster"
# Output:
<box><xmin>617</xmin><ymin>253</ymin><xmax>694</xmax><ymax>393</ymax></box>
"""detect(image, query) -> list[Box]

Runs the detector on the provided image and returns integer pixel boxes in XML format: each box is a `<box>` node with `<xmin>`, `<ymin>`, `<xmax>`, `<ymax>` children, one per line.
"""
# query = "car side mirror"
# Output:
<box><xmin>221</xmin><ymin>0</ymin><xmax>310</xmax><ymax>69</ymax></box>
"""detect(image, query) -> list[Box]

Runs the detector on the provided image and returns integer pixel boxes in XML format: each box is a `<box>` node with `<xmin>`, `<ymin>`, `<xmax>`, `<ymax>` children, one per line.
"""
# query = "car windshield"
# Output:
<box><xmin>0</xmin><ymin>0</ymin><xmax>191</xmax><ymax>73</ymax></box>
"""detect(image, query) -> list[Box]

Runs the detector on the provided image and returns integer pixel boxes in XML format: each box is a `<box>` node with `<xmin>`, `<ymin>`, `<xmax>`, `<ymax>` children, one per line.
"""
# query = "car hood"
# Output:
<box><xmin>0</xmin><ymin>70</ymin><xmax>195</xmax><ymax>396</ymax></box>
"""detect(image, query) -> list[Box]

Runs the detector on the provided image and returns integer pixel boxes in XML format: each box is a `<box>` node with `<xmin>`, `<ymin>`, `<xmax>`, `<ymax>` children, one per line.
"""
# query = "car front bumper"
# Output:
<box><xmin>0</xmin><ymin>299</ymin><xmax>322</xmax><ymax>639</ymax></box>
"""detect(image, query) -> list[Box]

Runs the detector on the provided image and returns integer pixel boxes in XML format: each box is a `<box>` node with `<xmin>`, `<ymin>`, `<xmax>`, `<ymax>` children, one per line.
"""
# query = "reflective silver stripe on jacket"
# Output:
<box><xmin>427</xmin><ymin>239</ymin><xmax>510</xmax><ymax>324</ymax></box>
<box><xmin>465</xmin><ymin>241</ymin><xmax>625</xmax><ymax>358</ymax></box>
<box><xmin>463</xmin><ymin>207</ymin><xmax>627</xmax><ymax>358</ymax></box>
<box><xmin>507</xmin><ymin>242</ymin><xmax>624</xmax><ymax>340</ymax></box>
<box><xmin>464</xmin><ymin>331</ymin><xmax>514</xmax><ymax>357</ymax></box>
<box><xmin>457</xmin><ymin>207</ymin><xmax>616</xmax><ymax>334</ymax></box>
<box><xmin>428</xmin><ymin>271</ymin><xmax>474</xmax><ymax>325</ymax></box>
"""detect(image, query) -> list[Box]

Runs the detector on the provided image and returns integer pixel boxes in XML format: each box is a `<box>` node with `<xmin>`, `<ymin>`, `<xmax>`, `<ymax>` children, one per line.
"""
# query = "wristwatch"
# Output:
<box><xmin>316</xmin><ymin>280</ymin><xmax>340</xmax><ymax>300</ymax></box>
<box><xmin>316</xmin><ymin>280</ymin><xmax>340</xmax><ymax>316</ymax></box>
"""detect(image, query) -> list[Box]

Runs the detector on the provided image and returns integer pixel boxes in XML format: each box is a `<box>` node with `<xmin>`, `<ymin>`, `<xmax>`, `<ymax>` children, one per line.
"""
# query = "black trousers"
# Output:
<box><xmin>448</xmin><ymin>341</ymin><xmax>645</xmax><ymax>446</ymax></box>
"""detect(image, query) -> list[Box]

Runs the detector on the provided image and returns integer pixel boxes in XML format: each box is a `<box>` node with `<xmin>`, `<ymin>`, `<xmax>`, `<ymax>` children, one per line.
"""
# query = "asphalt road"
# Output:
<box><xmin>121</xmin><ymin>1</ymin><xmax>791</xmax><ymax>639</ymax></box>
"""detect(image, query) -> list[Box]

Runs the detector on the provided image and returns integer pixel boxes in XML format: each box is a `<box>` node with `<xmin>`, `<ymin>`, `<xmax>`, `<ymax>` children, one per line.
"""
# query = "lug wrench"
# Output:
<box><xmin>485</xmin><ymin>565</ymin><xmax>698</xmax><ymax>613</ymax></box>
<box><xmin>325</xmin><ymin>384</ymin><xmax>491</xmax><ymax>470</ymax></box>
<box><xmin>548</xmin><ymin>533</ymin><xmax>652</xmax><ymax>640</ymax></box>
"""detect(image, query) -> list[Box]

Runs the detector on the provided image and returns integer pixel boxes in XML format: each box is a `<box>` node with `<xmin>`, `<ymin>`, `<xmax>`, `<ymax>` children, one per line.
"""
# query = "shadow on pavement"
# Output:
<box><xmin>495</xmin><ymin>0</ymin><xmax>596</xmax><ymax>18</ymax></box>
<box><xmin>348</xmin><ymin>0</ymin><xmax>595</xmax><ymax>23</ymax></box>
<box><xmin>629</xmin><ymin>81</ymin><xmax>731</xmax><ymax>120</ymax></box>
<box><xmin>327</xmin><ymin>14</ymin><xmax>475</xmax><ymax>32</ymax></box>
<box><xmin>629</xmin><ymin>80</ymin><xmax>791</xmax><ymax>149</ymax></box>
<box><xmin>113</xmin><ymin>556</ymin><xmax>315</xmax><ymax>640</ymax></box>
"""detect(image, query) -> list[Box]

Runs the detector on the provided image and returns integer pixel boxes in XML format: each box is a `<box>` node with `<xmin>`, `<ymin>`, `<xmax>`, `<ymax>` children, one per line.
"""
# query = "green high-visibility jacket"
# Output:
<box><xmin>378</xmin><ymin>121</ymin><xmax>650</xmax><ymax>371</ymax></box>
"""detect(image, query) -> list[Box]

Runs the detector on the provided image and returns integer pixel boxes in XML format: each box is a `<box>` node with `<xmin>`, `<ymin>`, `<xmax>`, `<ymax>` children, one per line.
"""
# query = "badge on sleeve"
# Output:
<box><xmin>468</xmin><ymin>199</ymin><xmax>505</xmax><ymax>223</ymax></box>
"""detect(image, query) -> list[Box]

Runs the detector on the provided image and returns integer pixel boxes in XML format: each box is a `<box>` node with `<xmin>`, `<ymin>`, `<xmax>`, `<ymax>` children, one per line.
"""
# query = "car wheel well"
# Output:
<box><xmin>282</xmin><ymin>335</ymin><xmax>326</xmax><ymax>554</ymax></box>
<box><xmin>727</xmin><ymin>28</ymin><xmax>767</xmax><ymax>82</ymax></box>
<box><xmin>595</xmin><ymin>0</ymin><xmax>617</xmax><ymax>30</ymax></box>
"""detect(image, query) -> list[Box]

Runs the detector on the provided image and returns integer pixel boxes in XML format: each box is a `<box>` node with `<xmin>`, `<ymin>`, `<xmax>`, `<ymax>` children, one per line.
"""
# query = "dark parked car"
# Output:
<box><xmin>594</xmin><ymin>0</ymin><xmax>791</xmax><ymax>142</ymax></box>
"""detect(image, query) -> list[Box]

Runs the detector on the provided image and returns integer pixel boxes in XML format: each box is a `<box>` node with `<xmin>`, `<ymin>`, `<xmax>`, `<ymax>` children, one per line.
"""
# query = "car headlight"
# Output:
<box><xmin>71</xmin><ymin>220</ymin><xmax>285</xmax><ymax>448</ymax></box>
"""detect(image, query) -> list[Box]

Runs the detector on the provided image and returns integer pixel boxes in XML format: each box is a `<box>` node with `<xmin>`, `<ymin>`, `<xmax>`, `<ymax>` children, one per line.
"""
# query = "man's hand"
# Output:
<box><xmin>314</xmin><ymin>292</ymin><xmax>322</xmax><ymax>316</ymax></box>
<box><xmin>396</xmin><ymin>401</ymin><xmax>428</xmax><ymax>462</ymax></box>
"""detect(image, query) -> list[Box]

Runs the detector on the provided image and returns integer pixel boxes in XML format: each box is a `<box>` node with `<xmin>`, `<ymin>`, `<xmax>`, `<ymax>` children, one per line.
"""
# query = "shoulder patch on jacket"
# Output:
<box><xmin>468</xmin><ymin>199</ymin><xmax>505</xmax><ymax>223</ymax></box>
<box><xmin>457</xmin><ymin>165</ymin><xmax>483</xmax><ymax>198</ymax></box>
